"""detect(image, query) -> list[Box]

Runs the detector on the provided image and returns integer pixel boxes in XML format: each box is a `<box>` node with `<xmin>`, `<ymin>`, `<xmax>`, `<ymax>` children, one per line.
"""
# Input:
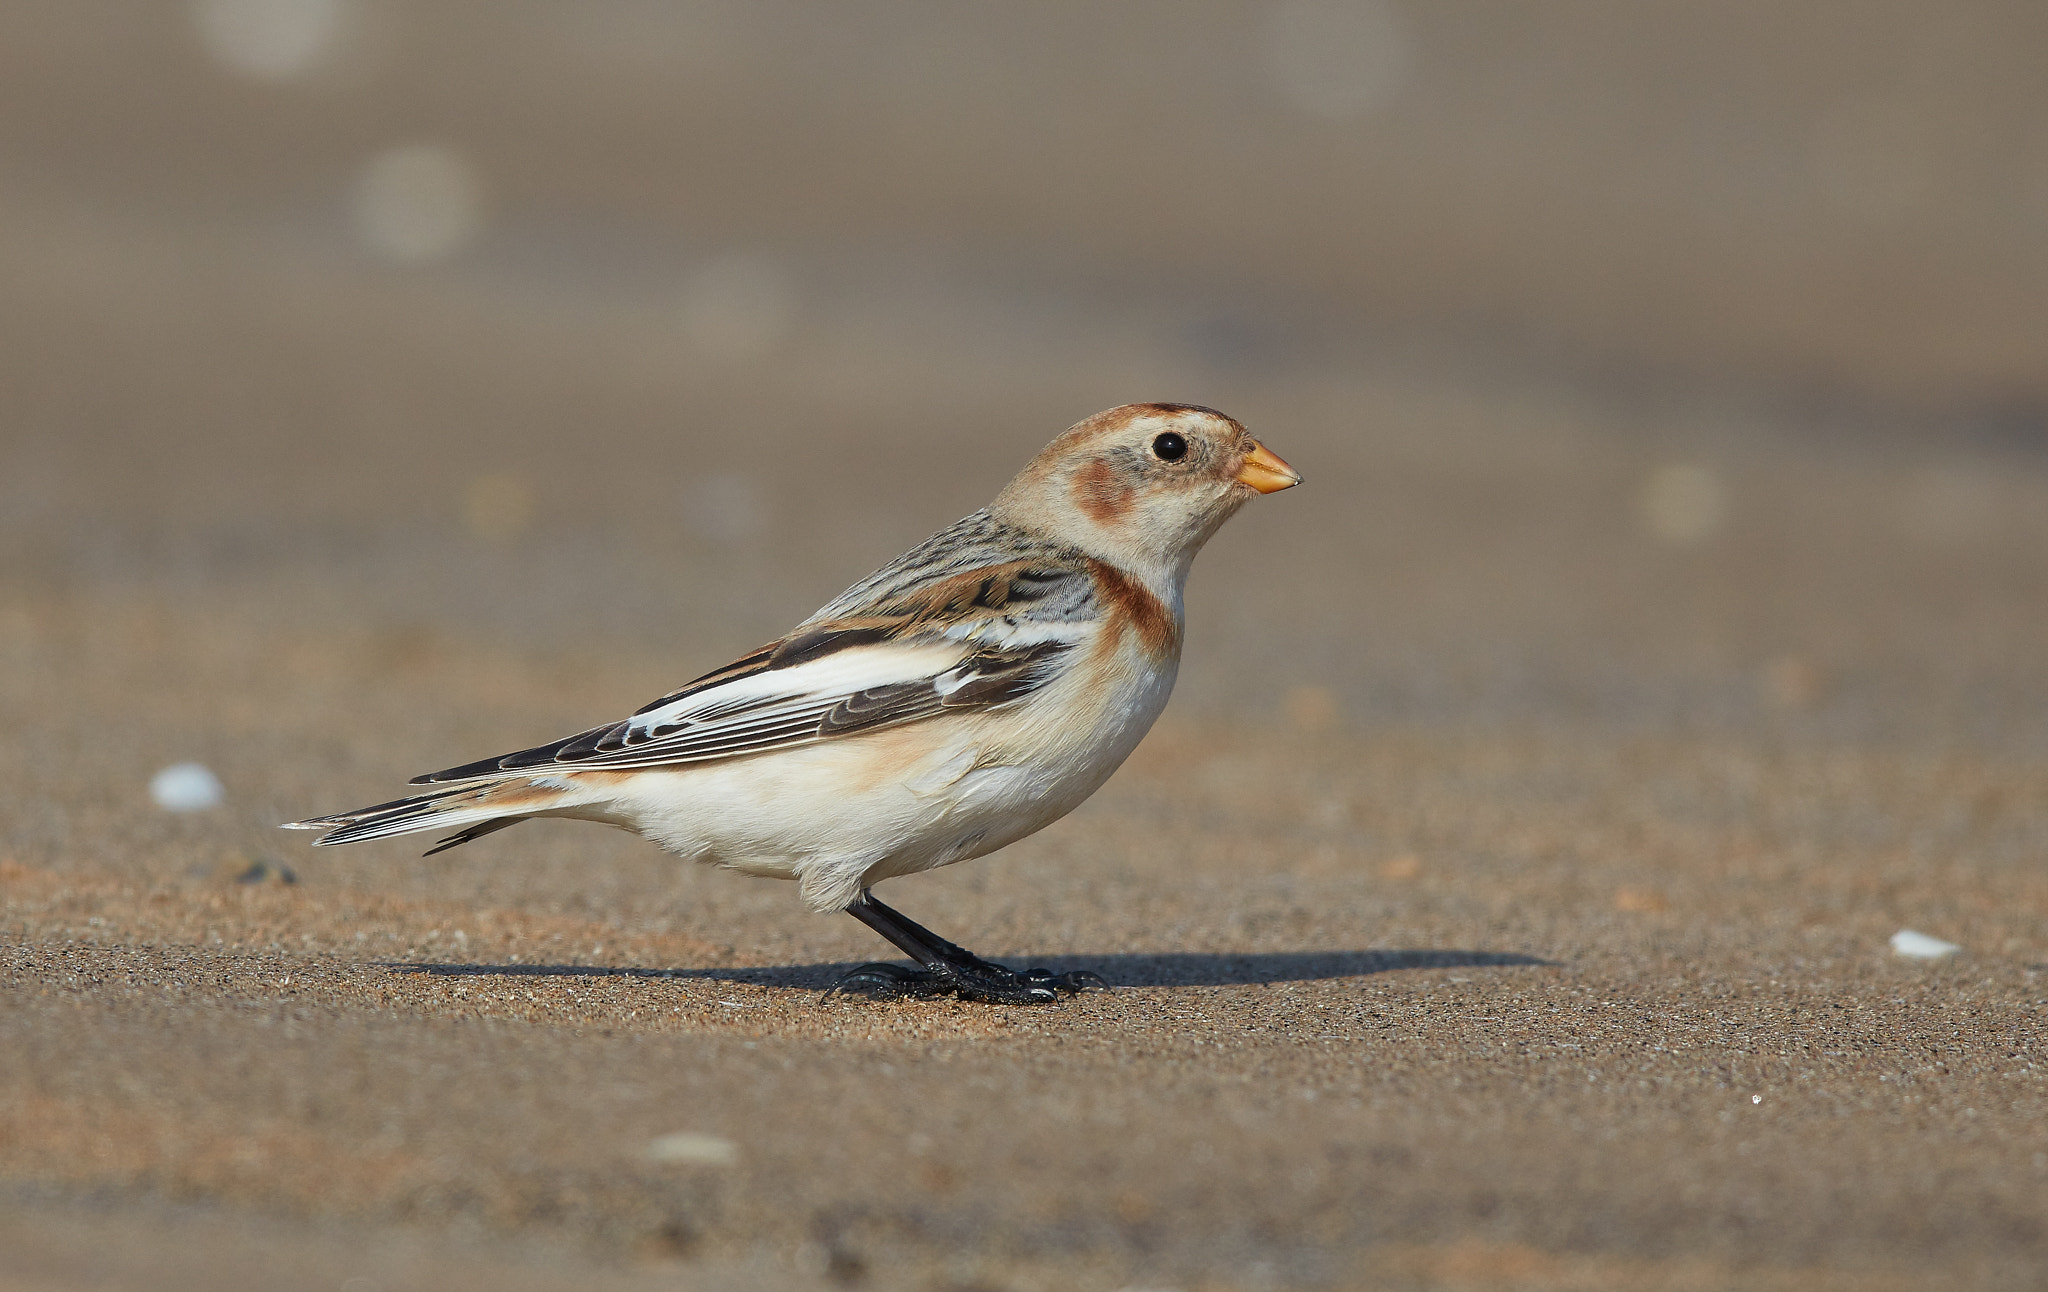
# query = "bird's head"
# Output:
<box><xmin>991</xmin><ymin>403</ymin><xmax>1300</xmax><ymax>584</ymax></box>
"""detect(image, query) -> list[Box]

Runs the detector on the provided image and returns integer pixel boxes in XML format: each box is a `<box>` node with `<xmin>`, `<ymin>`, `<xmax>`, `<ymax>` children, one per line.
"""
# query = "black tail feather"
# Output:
<box><xmin>421</xmin><ymin>817</ymin><xmax>524</xmax><ymax>857</ymax></box>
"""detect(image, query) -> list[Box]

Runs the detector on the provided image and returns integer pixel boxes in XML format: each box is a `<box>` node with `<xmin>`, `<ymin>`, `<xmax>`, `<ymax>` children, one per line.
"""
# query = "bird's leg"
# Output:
<box><xmin>831</xmin><ymin>889</ymin><xmax>1105</xmax><ymax>1005</ymax></box>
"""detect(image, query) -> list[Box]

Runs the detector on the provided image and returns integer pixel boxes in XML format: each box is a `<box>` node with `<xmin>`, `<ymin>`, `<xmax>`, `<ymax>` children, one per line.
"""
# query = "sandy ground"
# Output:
<box><xmin>3</xmin><ymin>6</ymin><xmax>2048</xmax><ymax>1290</ymax></box>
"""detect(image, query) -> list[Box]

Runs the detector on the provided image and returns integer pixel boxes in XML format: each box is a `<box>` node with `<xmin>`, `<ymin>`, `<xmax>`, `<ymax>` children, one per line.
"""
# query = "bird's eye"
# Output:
<box><xmin>1151</xmin><ymin>432</ymin><xmax>1188</xmax><ymax>462</ymax></box>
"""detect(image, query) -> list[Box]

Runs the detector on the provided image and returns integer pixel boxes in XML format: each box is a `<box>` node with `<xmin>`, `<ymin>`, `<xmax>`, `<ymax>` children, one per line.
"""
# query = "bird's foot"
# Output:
<box><xmin>835</xmin><ymin>889</ymin><xmax>1106</xmax><ymax>1004</ymax></box>
<box><xmin>830</xmin><ymin>960</ymin><xmax>1106</xmax><ymax>1005</ymax></box>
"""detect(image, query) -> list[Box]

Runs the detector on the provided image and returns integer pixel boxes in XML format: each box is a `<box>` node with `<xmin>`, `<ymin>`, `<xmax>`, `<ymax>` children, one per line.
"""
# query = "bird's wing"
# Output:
<box><xmin>408</xmin><ymin>560</ymin><xmax>1099</xmax><ymax>783</ymax></box>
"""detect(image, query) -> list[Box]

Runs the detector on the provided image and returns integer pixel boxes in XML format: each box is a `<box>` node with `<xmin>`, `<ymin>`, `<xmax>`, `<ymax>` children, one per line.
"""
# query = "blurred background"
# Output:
<box><xmin>4</xmin><ymin>5</ymin><xmax>2047</xmax><ymax>1287</ymax></box>
<box><xmin>4</xmin><ymin>0</ymin><xmax>2047</xmax><ymax>761</ymax></box>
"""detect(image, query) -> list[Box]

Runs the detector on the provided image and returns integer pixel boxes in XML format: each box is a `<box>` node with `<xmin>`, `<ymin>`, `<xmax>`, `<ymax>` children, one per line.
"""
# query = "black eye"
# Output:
<box><xmin>1151</xmin><ymin>432</ymin><xmax>1188</xmax><ymax>462</ymax></box>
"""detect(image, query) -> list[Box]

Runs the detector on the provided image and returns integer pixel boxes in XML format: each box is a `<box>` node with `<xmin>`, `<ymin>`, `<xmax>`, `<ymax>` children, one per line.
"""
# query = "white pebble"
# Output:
<box><xmin>643</xmin><ymin>1132</ymin><xmax>737</xmax><ymax>1166</ymax></box>
<box><xmin>1261</xmin><ymin>0</ymin><xmax>1411</xmax><ymax>121</ymax></box>
<box><xmin>150</xmin><ymin>762</ymin><xmax>224</xmax><ymax>812</ymax></box>
<box><xmin>1890</xmin><ymin>928</ymin><xmax>1961</xmax><ymax>959</ymax></box>
<box><xmin>352</xmin><ymin>143</ymin><xmax>484</xmax><ymax>264</ymax></box>
<box><xmin>191</xmin><ymin>0</ymin><xmax>343</xmax><ymax>82</ymax></box>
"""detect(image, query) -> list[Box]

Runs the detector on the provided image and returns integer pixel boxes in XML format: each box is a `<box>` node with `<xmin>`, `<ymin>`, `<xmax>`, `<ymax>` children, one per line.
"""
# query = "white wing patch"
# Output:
<box><xmin>625</xmin><ymin>639</ymin><xmax>965</xmax><ymax>742</ymax></box>
<box><xmin>412</xmin><ymin>618</ymin><xmax>1089</xmax><ymax>782</ymax></box>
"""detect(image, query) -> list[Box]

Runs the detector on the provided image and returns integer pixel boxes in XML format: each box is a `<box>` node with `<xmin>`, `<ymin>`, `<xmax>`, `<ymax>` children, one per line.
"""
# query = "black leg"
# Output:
<box><xmin>831</xmin><ymin>889</ymin><xmax>1106</xmax><ymax>1005</ymax></box>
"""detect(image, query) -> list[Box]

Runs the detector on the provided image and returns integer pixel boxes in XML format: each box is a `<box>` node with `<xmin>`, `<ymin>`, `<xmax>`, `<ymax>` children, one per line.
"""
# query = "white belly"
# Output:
<box><xmin>591</xmin><ymin>645</ymin><xmax>1178</xmax><ymax>911</ymax></box>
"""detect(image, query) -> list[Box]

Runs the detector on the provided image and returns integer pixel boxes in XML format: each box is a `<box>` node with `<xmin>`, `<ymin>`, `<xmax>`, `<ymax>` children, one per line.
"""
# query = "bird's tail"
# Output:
<box><xmin>282</xmin><ymin>776</ymin><xmax>591</xmax><ymax>856</ymax></box>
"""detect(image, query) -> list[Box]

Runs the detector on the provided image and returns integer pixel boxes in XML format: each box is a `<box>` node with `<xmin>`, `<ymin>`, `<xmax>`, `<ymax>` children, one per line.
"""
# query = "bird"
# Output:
<box><xmin>286</xmin><ymin>403</ymin><xmax>1300</xmax><ymax>1004</ymax></box>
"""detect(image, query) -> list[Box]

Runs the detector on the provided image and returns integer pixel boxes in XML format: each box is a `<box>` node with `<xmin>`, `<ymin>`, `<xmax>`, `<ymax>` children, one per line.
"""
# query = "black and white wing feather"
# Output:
<box><xmin>407</xmin><ymin>543</ymin><xmax>1098</xmax><ymax>783</ymax></box>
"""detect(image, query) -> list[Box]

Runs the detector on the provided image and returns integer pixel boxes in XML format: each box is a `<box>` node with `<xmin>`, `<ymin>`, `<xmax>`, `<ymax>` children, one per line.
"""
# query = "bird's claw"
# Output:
<box><xmin>828</xmin><ymin>962</ymin><xmax>957</xmax><ymax>1001</ymax></box>
<box><xmin>1018</xmin><ymin>966</ymin><xmax>1107</xmax><ymax>994</ymax></box>
<box><xmin>828</xmin><ymin>960</ymin><xmax>1106</xmax><ymax>1005</ymax></box>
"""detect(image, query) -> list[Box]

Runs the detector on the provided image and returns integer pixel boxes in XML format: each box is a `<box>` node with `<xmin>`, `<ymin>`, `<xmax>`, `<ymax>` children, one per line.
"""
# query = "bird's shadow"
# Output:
<box><xmin>385</xmin><ymin>949</ymin><xmax>1555</xmax><ymax>991</ymax></box>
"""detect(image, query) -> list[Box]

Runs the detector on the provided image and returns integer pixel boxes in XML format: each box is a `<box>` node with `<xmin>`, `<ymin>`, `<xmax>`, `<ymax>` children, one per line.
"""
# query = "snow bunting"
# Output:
<box><xmin>288</xmin><ymin>403</ymin><xmax>1299</xmax><ymax>1003</ymax></box>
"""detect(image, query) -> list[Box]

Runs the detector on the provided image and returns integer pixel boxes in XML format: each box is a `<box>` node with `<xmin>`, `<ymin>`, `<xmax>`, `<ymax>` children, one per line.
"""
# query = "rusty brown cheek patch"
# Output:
<box><xmin>1073</xmin><ymin>459</ymin><xmax>1135</xmax><ymax>524</ymax></box>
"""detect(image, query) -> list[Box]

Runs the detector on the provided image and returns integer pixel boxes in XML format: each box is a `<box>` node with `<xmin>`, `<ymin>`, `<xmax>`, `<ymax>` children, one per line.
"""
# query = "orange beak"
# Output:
<box><xmin>1235</xmin><ymin>441</ymin><xmax>1302</xmax><ymax>494</ymax></box>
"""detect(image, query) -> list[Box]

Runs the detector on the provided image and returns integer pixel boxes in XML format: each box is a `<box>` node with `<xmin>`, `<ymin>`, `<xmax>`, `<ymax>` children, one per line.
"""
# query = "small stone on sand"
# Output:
<box><xmin>644</xmin><ymin>1132</ymin><xmax>737</xmax><ymax>1166</ymax></box>
<box><xmin>1890</xmin><ymin>929</ymin><xmax>1961</xmax><ymax>960</ymax></box>
<box><xmin>150</xmin><ymin>762</ymin><xmax>223</xmax><ymax>812</ymax></box>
